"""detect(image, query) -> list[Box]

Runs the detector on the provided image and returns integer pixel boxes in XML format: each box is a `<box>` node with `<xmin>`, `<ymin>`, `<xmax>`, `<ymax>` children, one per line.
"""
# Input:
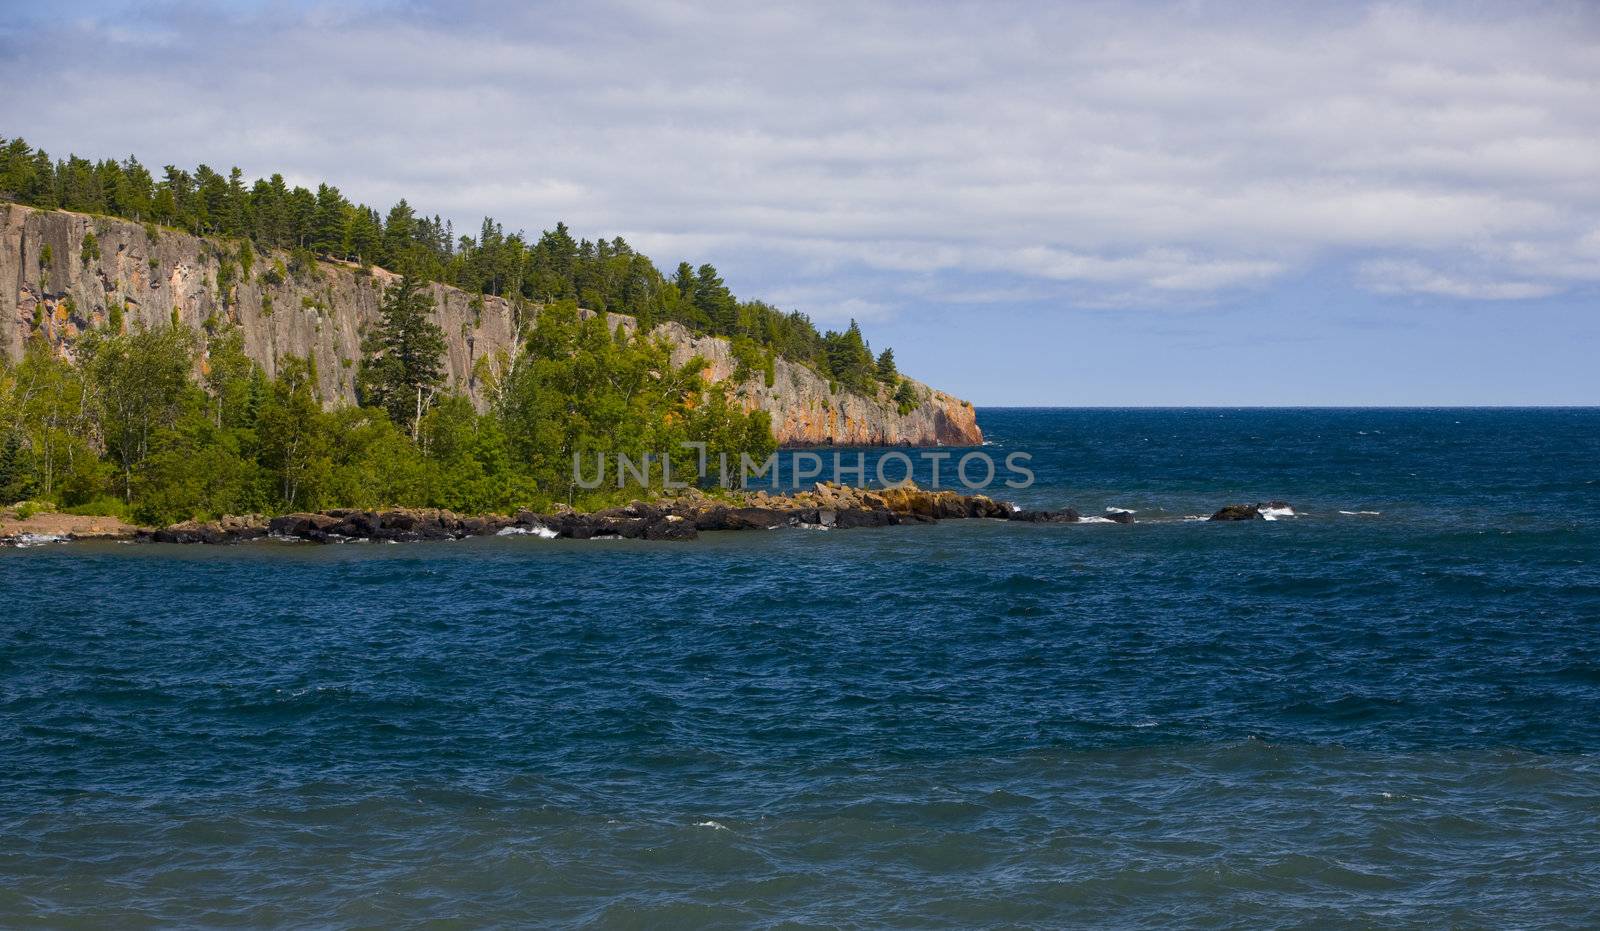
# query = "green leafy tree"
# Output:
<box><xmin>135</xmin><ymin>401</ymin><xmax>256</xmax><ymax>525</ymax></box>
<box><xmin>256</xmin><ymin>357</ymin><xmax>331</xmax><ymax>511</ymax></box>
<box><xmin>81</xmin><ymin>322</ymin><xmax>198</xmax><ymax>503</ymax></box>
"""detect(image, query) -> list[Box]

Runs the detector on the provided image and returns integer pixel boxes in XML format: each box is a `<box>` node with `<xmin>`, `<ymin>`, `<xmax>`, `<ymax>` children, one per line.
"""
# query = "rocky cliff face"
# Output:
<box><xmin>1</xmin><ymin>203</ymin><xmax>980</xmax><ymax>447</ymax></box>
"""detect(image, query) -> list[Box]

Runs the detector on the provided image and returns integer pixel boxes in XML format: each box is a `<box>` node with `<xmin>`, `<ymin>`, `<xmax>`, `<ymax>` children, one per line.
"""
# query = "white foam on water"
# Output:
<box><xmin>695</xmin><ymin>820</ymin><xmax>729</xmax><ymax>831</ymax></box>
<box><xmin>497</xmin><ymin>525</ymin><xmax>559</xmax><ymax>539</ymax></box>
<box><xmin>6</xmin><ymin>533</ymin><xmax>67</xmax><ymax>548</ymax></box>
<box><xmin>1077</xmin><ymin>516</ymin><xmax>1116</xmax><ymax>524</ymax></box>
<box><xmin>1105</xmin><ymin>506</ymin><xmax>1135</xmax><ymax>515</ymax></box>
<box><xmin>1338</xmin><ymin>510</ymin><xmax>1381</xmax><ymax>517</ymax></box>
<box><xmin>1259</xmin><ymin>505</ymin><xmax>1296</xmax><ymax>521</ymax></box>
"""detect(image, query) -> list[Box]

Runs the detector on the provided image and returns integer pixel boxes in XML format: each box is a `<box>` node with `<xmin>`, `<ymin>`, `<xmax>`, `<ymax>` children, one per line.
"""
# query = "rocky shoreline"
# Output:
<box><xmin>1</xmin><ymin>485</ymin><xmax>1298</xmax><ymax>546</ymax></box>
<box><xmin>149</xmin><ymin>484</ymin><xmax>1058</xmax><ymax>545</ymax></box>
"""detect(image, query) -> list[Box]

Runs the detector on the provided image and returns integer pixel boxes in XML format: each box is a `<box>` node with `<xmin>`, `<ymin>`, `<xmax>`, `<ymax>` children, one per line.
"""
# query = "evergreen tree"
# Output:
<box><xmin>358</xmin><ymin>274</ymin><xmax>447</xmax><ymax>439</ymax></box>
<box><xmin>894</xmin><ymin>377</ymin><xmax>919</xmax><ymax>414</ymax></box>
<box><xmin>310</xmin><ymin>183</ymin><xmax>347</xmax><ymax>256</ymax></box>
<box><xmin>876</xmin><ymin>347</ymin><xmax>898</xmax><ymax>384</ymax></box>
<box><xmin>824</xmin><ymin>320</ymin><xmax>876</xmax><ymax>394</ymax></box>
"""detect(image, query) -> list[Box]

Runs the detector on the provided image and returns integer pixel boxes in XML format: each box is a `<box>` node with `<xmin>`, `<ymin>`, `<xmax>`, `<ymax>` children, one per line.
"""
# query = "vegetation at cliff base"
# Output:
<box><xmin>0</xmin><ymin>279</ymin><xmax>775</xmax><ymax>525</ymax></box>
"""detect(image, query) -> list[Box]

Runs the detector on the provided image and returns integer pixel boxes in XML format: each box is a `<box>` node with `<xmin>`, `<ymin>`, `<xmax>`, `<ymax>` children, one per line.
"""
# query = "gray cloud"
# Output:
<box><xmin>3</xmin><ymin>0</ymin><xmax>1596</xmax><ymax>320</ymax></box>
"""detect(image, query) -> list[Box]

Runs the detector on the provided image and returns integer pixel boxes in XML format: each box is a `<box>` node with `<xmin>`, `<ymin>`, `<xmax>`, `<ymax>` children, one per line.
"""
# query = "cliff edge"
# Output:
<box><xmin>1</xmin><ymin>203</ymin><xmax>981</xmax><ymax>447</ymax></box>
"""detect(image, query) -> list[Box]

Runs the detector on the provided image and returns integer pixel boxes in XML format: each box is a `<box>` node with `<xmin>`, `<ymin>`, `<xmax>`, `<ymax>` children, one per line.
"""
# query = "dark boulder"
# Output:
<box><xmin>695</xmin><ymin>506</ymin><xmax>789</xmax><ymax>531</ymax></box>
<box><xmin>1009</xmin><ymin>508</ymin><xmax>1081</xmax><ymax>523</ymax></box>
<box><xmin>970</xmin><ymin>497</ymin><xmax>1013</xmax><ymax>519</ymax></box>
<box><xmin>268</xmin><ymin>512</ymin><xmax>340</xmax><ymax>538</ymax></box>
<box><xmin>150</xmin><ymin>523</ymin><xmax>228</xmax><ymax>544</ymax></box>
<box><xmin>644</xmin><ymin>516</ymin><xmax>698</xmax><ymax>541</ymax></box>
<box><xmin>835</xmin><ymin>507</ymin><xmax>897</xmax><ymax>529</ymax></box>
<box><xmin>327</xmin><ymin>510</ymin><xmax>381</xmax><ymax>539</ymax></box>
<box><xmin>459</xmin><ymin>515</ymin><xmax>507</xmax><ymax>536</ymax></box>
<box><xmin>379</xmin><ymin>510</ymin><xmax>419</xmax><ymax>532</ymax></box>
<box><xmin>1209</xmin><ymin>504</ymin><xmax>1262</xmax><ymax>521</ymax></box>
<box><xmin>547</xmin><ymin>513</ymin><xmax>596</xmax><ymax>539</ymax></box>
<box><xmin>1103</xmin><ymin>510</ymin><xmax>1135</xmax><ymax>524</ymax></box>
<box><xmin>594</xmin><ymin>516</ymin><xmax>649</xmax><ymax>539</ymax></box>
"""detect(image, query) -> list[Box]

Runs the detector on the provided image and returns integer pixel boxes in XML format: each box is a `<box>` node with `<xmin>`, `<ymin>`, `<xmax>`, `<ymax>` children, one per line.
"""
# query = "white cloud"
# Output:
<box><xmin>1359</xmin><ymin>259</ymin><xmax>1559</xmax><ymax>300</ymax></box>
<box><xmin>2</xmin><ymin>0</ymin><xmax>1597</xmax><ymax>322</ymax></box>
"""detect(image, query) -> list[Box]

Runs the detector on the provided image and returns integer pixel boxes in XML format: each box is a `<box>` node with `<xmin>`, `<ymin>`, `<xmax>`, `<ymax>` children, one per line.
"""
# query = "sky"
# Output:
<box><xmin>2</xmin><ymin>0</ymin><xmax>1597</xmax><ymax>405</ymax></box>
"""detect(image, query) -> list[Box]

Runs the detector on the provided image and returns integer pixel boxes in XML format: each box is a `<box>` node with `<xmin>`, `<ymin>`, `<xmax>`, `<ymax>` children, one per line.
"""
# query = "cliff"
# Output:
<box><xmin>1</xmin><ymin>203</ymin><xmax>980</xmax><ymax>447</ymax></box>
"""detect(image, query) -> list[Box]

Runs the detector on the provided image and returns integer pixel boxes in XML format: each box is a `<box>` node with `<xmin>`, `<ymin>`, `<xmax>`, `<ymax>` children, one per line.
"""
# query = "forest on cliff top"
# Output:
<box><xmin>0</xmin><ymin>135</ymin><xmax>915</xmax><ymax>401</ymax></box>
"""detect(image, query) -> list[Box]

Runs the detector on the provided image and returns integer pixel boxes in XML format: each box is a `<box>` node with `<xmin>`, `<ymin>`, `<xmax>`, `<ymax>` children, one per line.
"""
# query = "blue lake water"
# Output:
<box><xmin>3</xmin><ymin>408</ymin><xmax>1599</xmax><ymax>926</ymax></box>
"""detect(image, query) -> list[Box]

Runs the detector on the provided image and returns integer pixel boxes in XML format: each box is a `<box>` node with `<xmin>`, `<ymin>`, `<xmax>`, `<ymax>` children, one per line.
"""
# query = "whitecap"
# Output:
<box><xmin>695</xmin><ymin>820</ymin><xmax>729</xmax><ymax>831</ymax></box>
<box><xmin>6</xmin><ymin>532</ymin><xmax>67</xmax><ymax>548</ymax></box>
<box><xmin>1105</xmin><ymin>506</ymin><xmax>1135</xmax><ymax>515</ymax></box>
<box><xmin>1338</xmin><ymin>510</ymin><xmax>1381</xmax><ymax>517</ymax></box>
<box><xmin>1077</xmin><ymin>516</ymin><xmax>1116</xmax><ymax>524</ymax></box>
<box><xmin>498</xmin><ymin>525</ymin><xmax>559</xmax><ymax>539</ymax></box>
<box><xmin>1259</xmin><ymin>505</ymin><xmax>1296</xmax><ymax>521</ymax></box>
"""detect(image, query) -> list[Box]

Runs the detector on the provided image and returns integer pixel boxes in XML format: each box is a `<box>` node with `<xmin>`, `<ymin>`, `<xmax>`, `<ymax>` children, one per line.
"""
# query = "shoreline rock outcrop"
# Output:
<box><xmin>1208</xmin><ymin>501</ymin><xmax>1296</xmax><ymax>521</ymax></box>
<box><xmin>116</xmin><ymin>482</ymin><xmax>1088</xmax><ymax>545</ymax></box>
<box><xmin>4</xmin><ymin>489</ymin><xmax>1306</xmax><ymax>547</ymax></box>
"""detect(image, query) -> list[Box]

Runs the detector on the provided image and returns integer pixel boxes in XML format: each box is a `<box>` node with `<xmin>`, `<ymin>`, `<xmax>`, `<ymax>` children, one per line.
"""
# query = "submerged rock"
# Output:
<box><xmin>1208</xmin><ymin>501</ymin><xmax>1295</xmax><ymax>521</ymax></box>
<box><xmin>1009</xmin><ymin>508</ymin><xmax>1082</xmax><ymax>523</ymax></box>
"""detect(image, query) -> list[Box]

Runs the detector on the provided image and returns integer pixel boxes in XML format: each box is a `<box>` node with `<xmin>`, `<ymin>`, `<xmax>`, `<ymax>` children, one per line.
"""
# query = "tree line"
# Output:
<box><xmin>0</xmin><ymin>135</ymin><xmax>920</xmax><ymax>400</ymax></box>
<box><xmin>1</xmin><ymin>272</ymin><xmax>775</xmax><ymax>525</ymax></box>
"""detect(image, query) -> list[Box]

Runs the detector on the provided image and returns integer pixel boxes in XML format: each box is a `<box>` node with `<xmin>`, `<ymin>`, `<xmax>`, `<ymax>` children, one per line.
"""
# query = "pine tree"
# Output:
<box><xmin>876</xmin><ymin>347</ymin><xmax>898</xmax><ymax>384</ymax></box>
<box><xmin>358</xmin><ymin>274</ymin><xmax>447</xmax><ymax>439</ymax></box>
<box><xmin>310</xmin><ymin>183</ymin><xmax>348</xmax><ymax>256</ymax></box>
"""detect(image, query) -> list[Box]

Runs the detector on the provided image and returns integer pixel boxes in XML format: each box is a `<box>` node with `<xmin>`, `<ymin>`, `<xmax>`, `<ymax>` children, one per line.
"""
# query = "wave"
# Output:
<box><xmin>497</xmin><ymin>525</ymin><xmax>559</xmax><ymax>539</ymax></box>
<box><xmin>1338</xmin><ymin>510</ymin><xmax>1382</xmax><ymax>517</ymax></box>
<box><xmin>3</xmin><ymin>533</ymin><xmax>68</xmax><ymax>548</ymax></box>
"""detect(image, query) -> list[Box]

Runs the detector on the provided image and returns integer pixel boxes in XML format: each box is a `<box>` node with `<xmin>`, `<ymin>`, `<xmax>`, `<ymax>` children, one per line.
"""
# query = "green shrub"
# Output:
<box><xmin>15</xmin><ymin>499</ymin><xmax>54</xmax><ymax>520</ymax></box>
<box><xmin>63</xmin><ymin>497</ymin><xmax>134</xmax><ymax>521</ymax></box>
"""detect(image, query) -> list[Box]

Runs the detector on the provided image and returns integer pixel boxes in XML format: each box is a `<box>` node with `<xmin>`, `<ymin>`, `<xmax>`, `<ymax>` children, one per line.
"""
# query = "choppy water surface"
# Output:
<box><xmin>3</xmin><ymin>409</ymin><xmax>1599</xmax><ymax>927</ymax></box>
